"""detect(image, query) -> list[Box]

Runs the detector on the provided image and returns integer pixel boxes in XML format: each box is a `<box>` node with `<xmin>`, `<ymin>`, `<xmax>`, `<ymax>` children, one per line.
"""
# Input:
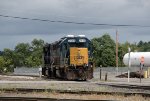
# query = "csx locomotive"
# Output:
<box><xmin>42</xmin><ymin>35</ymin><xmax>94</xmax><ymax>80</ymax></box>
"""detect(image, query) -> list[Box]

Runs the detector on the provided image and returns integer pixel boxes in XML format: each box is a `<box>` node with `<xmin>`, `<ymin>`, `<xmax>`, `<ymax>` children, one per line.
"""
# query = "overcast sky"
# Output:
<box><xmin>0</xmin><ymin>0</ymin><xmax>150</xmax><ymax>50</ymax></box>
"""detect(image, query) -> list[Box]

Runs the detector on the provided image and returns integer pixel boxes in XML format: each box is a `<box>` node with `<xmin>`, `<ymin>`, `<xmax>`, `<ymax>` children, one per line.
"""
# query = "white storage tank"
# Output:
<box><xmin>123</xmin><ymin>52</ymin><xmax>150</xmax><ymax>67</ymax></box>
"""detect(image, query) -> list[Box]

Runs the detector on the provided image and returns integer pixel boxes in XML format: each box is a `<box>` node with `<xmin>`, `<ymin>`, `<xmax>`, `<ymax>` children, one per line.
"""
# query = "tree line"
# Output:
<box><xmin>0</xmin><ymin>39</ymin><xmax>44</xmax><ymax>72</ymax></box>
<box><xmin>92</xmin><ymin>34</ymin><xmax>150</xmax><ymax>67</ymax></box>
<box><xmin>0</xmin><ymin>34</ymin><xmax>150</xmax><ymax>73</ymax></box>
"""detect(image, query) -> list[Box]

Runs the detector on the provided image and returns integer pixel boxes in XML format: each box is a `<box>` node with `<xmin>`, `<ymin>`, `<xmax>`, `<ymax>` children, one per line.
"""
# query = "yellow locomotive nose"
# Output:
<box><xmin>70</xmin><ymin>47</ymin><xmax>88</xmax><ymax>66</ymax></box>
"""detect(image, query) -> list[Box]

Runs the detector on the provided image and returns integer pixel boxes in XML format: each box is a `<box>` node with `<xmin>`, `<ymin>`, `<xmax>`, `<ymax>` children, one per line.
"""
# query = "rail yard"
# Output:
<box><xmin>0</xmin><ymin>68</ymin><xmax>150</xmax><ymax>101</ymax></box>
<box><xmin>1</xmin><ymin>0</ymin><xmax>150</xmax><ymax>101</ymax></box>
<box><xmin>0</xmin><ymin>35</ymin><xmax>150</xmax><ymax>101</ymax></box>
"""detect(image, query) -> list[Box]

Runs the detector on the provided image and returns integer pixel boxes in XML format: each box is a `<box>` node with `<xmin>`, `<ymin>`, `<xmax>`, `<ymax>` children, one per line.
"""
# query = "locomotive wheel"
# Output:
<box><xmin>60</xmin><ymin>68</ymin><xmax>65</xmax><ymax>79</ymax></box>
<box><xmin>87</xmin><ymin>68</ymin><xmax>93</xmax><ymax>79</ymax></box>
<box><xmin>48</xmin><ymin>68</ymin><xmax>51</xmax><ymax>77</ymax></box>
<box><xmin>53</xmin><ymin>67</ymin><xmax>56</xmax><ymax>78</ymax></box>
<box><xmin>42</xmin><ymin>67</ymin><xmax>46</xmax><ymax>76</ymax></box>
<box><xmin>81</xmin><ymin>72</ymin><xmax>87</xmax><ymax>81</ymax></box>
<box><xmin>66</xmin><ymin>70</ymin><xmax>76</xmax><ymax>80</ymax></box>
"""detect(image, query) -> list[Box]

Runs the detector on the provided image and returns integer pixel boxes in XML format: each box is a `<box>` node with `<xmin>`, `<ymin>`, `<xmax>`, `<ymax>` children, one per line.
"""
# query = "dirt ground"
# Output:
<box><xmin>0</xmin><ymin>74</ymin><xmax>41</xmax><ymax>81</ymax></box>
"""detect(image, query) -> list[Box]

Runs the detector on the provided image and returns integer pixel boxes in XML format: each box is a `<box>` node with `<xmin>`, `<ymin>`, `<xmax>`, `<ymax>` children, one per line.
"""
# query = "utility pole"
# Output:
<box><xmin>116</xmin><ymin>30</ymin><xmax>118</xmax><ymax>75</ymax></box>
<box><xmin>100</xmin><ymin>65</ymin><xmax>102</xmax><ymax>80</ymax></box>
<box><xmin>128</xmin><ymin>47</ymin><xmax>131</xmax><ymax>82</ymax></box>
<box><xmin>140</xmin><ymin>56</ymin><xmax>144</xmax><ymax>83</ymax></box>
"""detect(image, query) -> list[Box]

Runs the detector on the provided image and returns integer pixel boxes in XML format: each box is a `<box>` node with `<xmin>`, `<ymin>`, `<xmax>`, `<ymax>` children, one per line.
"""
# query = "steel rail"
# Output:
<box><xmin>1</xmin><ymin>88</ymin><xmax>150</xmax><ymax>97</ymax></box>
<box><xmin>0</xmin><ymin>97</ymin><xmax>116</xmax><ymax>101</ymax></box>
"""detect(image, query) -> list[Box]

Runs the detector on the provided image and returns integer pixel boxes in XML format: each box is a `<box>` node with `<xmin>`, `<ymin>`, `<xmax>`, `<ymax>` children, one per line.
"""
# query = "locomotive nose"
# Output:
<box><xmin>70</xmin><ymin>47</ymin><xmax>88</xmax><ymax>66</ymax></box>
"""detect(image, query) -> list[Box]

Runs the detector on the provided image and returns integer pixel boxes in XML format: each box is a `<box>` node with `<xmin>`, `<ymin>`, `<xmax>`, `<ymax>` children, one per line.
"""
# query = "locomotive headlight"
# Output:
<box><xmin>70</xmin><ymin>64</ymin><xmax>75</xmax><ymax>67</ymax></box>
<box><xmin>84</xmin><ymin>64</ymin><xmax>88</xmax><ymax>67</ymax></box>
<box><xmin>91</xmin><ymin>65</ymin><xmax>93</xmax><ymax>68</ymax></box>
<box><xmin>68</xmin><ymin>39</ymin><xmax>76</xmax><ymax>42</ymax></box>
<box><xmin>79</xmin><ymin>39</ymin><xmax>86</xmax><ymax>42</ymax></box>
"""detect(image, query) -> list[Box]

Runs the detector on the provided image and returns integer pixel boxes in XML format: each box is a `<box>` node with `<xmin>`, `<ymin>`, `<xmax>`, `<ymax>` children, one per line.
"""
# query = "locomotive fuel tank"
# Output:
<box><xmin>123</xmin><ymin>52</ymin><xmax>150</xmax><ymax>67</ymax></box>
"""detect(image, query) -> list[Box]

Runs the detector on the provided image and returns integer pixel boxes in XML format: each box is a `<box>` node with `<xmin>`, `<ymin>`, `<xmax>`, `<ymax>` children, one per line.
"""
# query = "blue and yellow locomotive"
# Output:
<box><xmin>42</xmin><ymin>35</ymin><xmax>94</xmax><ymax>80</ymax></box>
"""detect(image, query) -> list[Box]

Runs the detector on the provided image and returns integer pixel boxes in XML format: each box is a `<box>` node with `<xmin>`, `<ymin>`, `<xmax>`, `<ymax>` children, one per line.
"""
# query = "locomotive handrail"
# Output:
<box><xmin>59</xmin><ymin>38</ymin><xmax>67</xmax><ymax>45</ymax></box>
<box><xmin>51</xmin><ymin>56</ymin><xmax>54</xmax><ymax>68</ymax></box>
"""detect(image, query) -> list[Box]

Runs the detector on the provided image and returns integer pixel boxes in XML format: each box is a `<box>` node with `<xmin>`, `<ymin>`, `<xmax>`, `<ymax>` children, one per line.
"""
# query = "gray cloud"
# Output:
<box><xmin>0</xmin><ymin>0</ymin><xmax>150</xmax><ymax>50</ymax></box>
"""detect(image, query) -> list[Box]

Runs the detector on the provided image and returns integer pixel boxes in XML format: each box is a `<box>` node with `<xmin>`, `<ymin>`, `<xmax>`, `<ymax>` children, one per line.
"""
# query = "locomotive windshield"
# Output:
<box><xmin>69</xmin><ymin>43</ymin><xmax>87</xmax><ymax>47</ymax></box>
<box><xmin>67</xmin><ymin>38</ymin><xmax>89</xmax><ymax>48</ymax></box>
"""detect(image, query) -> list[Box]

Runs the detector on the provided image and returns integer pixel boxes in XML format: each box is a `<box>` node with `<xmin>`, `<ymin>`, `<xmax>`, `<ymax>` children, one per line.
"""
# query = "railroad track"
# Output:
<box><xmin>96</xmin><ymin>83</ymin><xmax>150</xmax><ymax>90</ymax></box>
<box><xmin>1</xmin><ymin>88</ymin><xmax>150</xmax><ymax>97</ymax></box>
<box><xmin>0</xmin><ymin>97</ymin><xmax>115</xmax><ymax>101</ymax></box>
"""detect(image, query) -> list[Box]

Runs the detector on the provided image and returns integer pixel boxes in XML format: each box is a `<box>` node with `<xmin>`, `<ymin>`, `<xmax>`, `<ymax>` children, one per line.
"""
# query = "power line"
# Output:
<box><xmin>0</xmin><ymin>8</ymin><xmax>103</xmax><ymax>19</ymax></box>
<box><xmin>0</xmin><ymin>14</ymin><xmax>150</xmax><ymax>27</ymax></box>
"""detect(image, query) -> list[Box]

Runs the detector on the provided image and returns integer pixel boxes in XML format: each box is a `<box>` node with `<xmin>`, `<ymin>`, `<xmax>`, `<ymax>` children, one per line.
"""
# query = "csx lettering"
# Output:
<box><xmin>74</xmin><ymin>56</ymin><xmax>83</xmax><ymax>60</ymax></box>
